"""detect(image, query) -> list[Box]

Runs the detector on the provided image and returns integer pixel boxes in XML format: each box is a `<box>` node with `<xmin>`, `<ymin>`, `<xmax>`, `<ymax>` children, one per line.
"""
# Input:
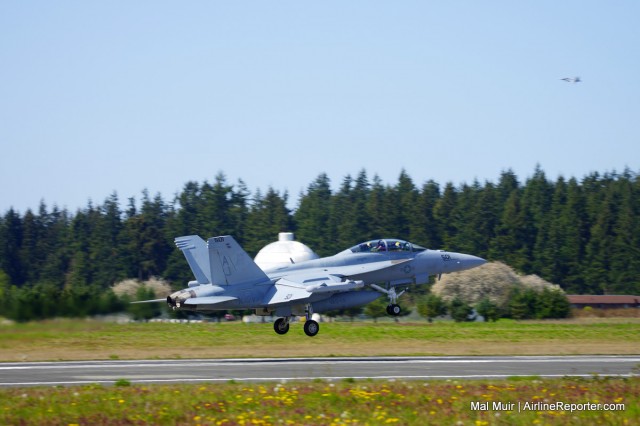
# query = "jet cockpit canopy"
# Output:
<box><xmin>339</xmin><ymin>239</ymin><xmax>427</xmax><ymax>255</ymax></box>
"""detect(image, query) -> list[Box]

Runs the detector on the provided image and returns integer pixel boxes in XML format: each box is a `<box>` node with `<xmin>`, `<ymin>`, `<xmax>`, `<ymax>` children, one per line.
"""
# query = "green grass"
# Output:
<box><xmin>0</xmin><ymin>377</ymin><xmax>637</xmax><ymax>425</ymax></box>
<box><xmin>1</xmin><ymin>318</ymin><xmax>639</xmax><ymax>361</ymax></box>
<box><xmin>1</xmin><ymin>319</ymin><xmax>638</xmax><ymax>424</ymax></box>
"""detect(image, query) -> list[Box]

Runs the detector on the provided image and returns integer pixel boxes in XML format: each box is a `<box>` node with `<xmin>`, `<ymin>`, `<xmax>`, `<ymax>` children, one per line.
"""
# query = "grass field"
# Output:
<box><xmin>1</xmin><ymin>377</ymin><xmax>638</xmax><ymax>425</ymax></box>
<box><xmin>0</xmin><ymin>317</ymin><xmax>639</xmax><ymax>361</ymax></box>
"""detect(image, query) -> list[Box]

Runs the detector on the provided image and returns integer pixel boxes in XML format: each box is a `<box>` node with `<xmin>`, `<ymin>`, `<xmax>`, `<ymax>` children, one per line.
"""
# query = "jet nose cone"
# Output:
<box><xmin>465</xmin><ymin>254</ymin><xmax>487</xmax><ymax>267</ymax></box>
<box><xmin>454</xmin><ymin>253</ymin><xmax>487</xmax><ymax>271</ymax></box>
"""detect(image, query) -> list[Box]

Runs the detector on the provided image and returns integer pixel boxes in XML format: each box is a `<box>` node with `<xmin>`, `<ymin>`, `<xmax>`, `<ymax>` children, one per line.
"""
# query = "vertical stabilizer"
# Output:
<box><xmin>175</xmin><ymin>235</ymin><xmax>211</xmax><ymax>284</ymax></box>
<box><xmin>207</xmin><ymin>236</ymin><xmax>269</xmax><ymax>286</ymax></box>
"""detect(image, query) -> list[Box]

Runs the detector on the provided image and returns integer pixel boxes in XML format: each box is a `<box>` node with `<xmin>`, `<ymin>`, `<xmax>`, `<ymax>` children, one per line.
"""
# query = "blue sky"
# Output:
<box><xmin>2</xmin><ymin>1</ymin><xmax>639</xmax><ymax>213</ymax></box>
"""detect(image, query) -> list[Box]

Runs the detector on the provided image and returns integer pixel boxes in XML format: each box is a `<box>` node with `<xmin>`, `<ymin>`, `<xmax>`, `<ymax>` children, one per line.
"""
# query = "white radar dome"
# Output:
<box><xmin>254</xmin><ymin>232</ymin><xmax>319</xmax><ymax>271</ymax></box>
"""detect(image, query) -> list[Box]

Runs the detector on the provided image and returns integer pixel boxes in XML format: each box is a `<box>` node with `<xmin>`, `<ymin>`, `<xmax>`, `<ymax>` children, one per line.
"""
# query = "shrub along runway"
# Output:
<box><xmin>1</xmin><ymin>356</ymin><xmax>639</xmax><ymax>387</ymax></box>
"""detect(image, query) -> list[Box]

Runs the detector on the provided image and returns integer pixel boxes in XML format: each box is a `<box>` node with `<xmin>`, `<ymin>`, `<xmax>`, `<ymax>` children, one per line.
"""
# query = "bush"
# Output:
<box><xmin>432</xmin><ymin>262</ymin><xmax>570</xmax><ymax>320</ymax></box>
<box><xmin>535</xmin><ymin>288</ymin><xmax>571</xmax><ymax>319</ymax></box>
<box><xmin>449</xmin><ymin>297</ymin><xmax>474</xmax><ymax>322</ymax></box>
<box><xmin>476</xmin><ymin>297</ymin><xmax>500</xmax><ymax>322</ymax></box>
<box><xmin>416</xmin><ymin>293</ymin><xmax>447</xmax><ymax>321</ymax></box>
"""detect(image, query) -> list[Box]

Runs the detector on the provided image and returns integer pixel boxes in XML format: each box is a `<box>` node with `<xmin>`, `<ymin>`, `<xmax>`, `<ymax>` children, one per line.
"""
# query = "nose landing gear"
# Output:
<box><xmin>386</xmin><ymin>303</ymin><xmax>402</xmax><ymax>316</ymax></box>
<box><xmin>371</xmin><ymin>284</ymin><xmax>406</xmax><ymax>317</ymax></box>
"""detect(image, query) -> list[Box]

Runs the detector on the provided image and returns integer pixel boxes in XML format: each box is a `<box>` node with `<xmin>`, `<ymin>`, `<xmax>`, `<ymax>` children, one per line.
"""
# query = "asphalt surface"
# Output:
<box><xmin>1</xmin><ymin>356</ymin><xmax>638</xmax><ymax>387</ymax></box>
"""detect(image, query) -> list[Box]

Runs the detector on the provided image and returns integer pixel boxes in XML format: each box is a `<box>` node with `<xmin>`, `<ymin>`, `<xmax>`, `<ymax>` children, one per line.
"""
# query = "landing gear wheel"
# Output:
<box><xmin>274</xmin><ymin>318</ymin><xmax>290</xmax><ymax>335</ymax></box>
<box><xmin>303</xmin><ymin>320</ymin><xmax>319</xmax><ymax>337</ymax></box>
<box><xmin>387</xmin><ymin>304</ymin><xmax>401</xmax><ymax>316</ymax></box>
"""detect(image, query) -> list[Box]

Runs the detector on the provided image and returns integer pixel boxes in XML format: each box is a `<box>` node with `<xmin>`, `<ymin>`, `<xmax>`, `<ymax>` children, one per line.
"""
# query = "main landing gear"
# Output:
<box><xmin>303</xmin><ymin>319</ymin><xmax>319</xmax><ymax>337</ymax></box>
<box><xmin>274</xmin><ymin>304</ymin><xmax>319</xmax><ymax>337</ymax></box>
<box><xmin>273</xmin><ymin>317</ymin><xmax>290</xmax><ymax>335</ymax></box>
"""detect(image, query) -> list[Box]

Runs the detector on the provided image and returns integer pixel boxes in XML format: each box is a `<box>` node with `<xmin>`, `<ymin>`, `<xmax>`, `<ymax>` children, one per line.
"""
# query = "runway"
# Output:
<box><xmin>0</xmin><ymin>356</ymin><xmax>638</xmax><ymax>387</ymax></box>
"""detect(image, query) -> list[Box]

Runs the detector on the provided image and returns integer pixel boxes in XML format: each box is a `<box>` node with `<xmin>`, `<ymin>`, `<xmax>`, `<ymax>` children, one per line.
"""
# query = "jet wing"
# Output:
<box><xmin>309</xmin><ymin>258</ymin><xmax>412</xmax><ymax>280</ymax></box>
<box><xmin>263</xmin><ymin>259</ymin><xmax>411</xmax><ymax>307</ymax></box>
<box><xmin>263</xmin><ymin>279</ymin><xmax>313</xmax><ymax>305</ymax></box>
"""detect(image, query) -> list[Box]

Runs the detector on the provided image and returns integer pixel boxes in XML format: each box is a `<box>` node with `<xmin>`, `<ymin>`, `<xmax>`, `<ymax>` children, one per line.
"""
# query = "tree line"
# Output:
<box><xmin>1</xmin><ymin>167</ymin><xmax>639</xmax><ymax>320</ymax></box>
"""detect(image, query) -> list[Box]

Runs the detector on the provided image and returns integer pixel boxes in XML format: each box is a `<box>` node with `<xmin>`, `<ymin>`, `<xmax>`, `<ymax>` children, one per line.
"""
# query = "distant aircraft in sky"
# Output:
<box><xmin>134</xmin><ymin>235</ymin><xmax>486</xmax><ymax>336</ymax></box>
<box><xmin>561</xmin><ymin>76</ymin><xmax>581</xmax><ymax>83</ymax></box>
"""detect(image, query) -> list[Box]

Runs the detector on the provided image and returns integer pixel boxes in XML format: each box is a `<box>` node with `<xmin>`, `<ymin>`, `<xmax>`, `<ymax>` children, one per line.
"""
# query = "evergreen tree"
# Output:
<box><xmin>39</xmin><ymin>205</ymin><xmax>71</xmax><ymax>289</ymax></box>
<box><xmin>417</xmin><ymin>293</ymin><xmax>447</xmax><ymax>321</ymax></box>
<box><xmin>65</xmin><ymin>206</ymin><xmax>97</xmax><ymax>288</ymax></box>
<box><xmin>489</xmin><ymin>191</ymin><xmax>530</xmax><ymax>271</ymax></box>
<box><xmin>0</xmin><ymin>209</ymin><xmax>25</xmax><ymax>285</ymax></box>
<box><xmin>19</xmin><ymin>207</ymin><xmax>46</xmax><ymax>284</ymax></box>
<box><xmin>450</xmin><ymin>180</ymin><xmax>495</xmax><ymax>256</ymax></box>
<box><xmin>534</xmin><ymin>288</ymin><xmax>571</xmax><ymax>319</ymax></box>
<box><xmin>363</xmin><ymin>297</ymin><xmax>388</xmax><ymax>322</ymax></box>
<box><xmin>366</xmin><ymin>175</ymin><xmax>393</xmax><ymax>238</ymax></box>
<box><xmin>124</xmin><ymin>191</ymin><xmax>171</xmax><ymax>281</ymax></box>
<box><xmin>0</xmin><ymin>270</ymin><xmax>11</xmax><ymax>318</ymax></box>
<box><xmin>294</xmin><ymin>173</ymin><xmax>333</xmax><ymax>255</ymax></box>
<box><xmin>476</xmin><ymin>297</ymin><xmax>499</xmax><ymax>322</ymax></box>
<box><xmin>433</xmin><ymin>182</ymin><xmax>458</xmax><ymax>250</ymax></box>
<box><xmin>609</xmin><ymin>174</ymin><xmax>640</xmax><ymax>294</ymax></box>
<box><xmin>584</xmin><ymin>187</ymin><xmax>618</xmax><ymax>294</ymax></box>
<box><xmin>89</xmin><ymin>193</ymin><xmax>127</xmax><ymax>288</ymax></box>
<box><xmin>335</xmin><ymin>170</ymin><xmax>372</xmax><ymax>248</ymax></box>
<box><xmin>393</xmin><ymin>170</ymin><xmax>418</xmax><ymax>240</ymax></box>
<box><xmin>2</xmin><ymin>166</ymin><xmax>640</xmax><ymax>322</ymax></box>
<box><xmin>244</xmin><ymin>188</ymin><xmax>292</xmax><ymax>255</ymax></box>
<box><xmin>507</xmin><ymin>287</ymin><xmax>537</xmax><ymax>319</ymax></box>
<box><xmin>127</xmin><ymin>286</ymin><xmax>161</xmax><ymax>320</ymax></box>
<box><xmin>329</xmin><ymin>175</ymin><xmax>358</xmax><ymax>250</ymax></box>
<box><xmin>520</xmin><ymin>165</ymin><xmax>554</xmax><ymax>274</ymax></box>
<box><xmin>198</xmin><ymin>173</ymin><xmax>236</xmax><ymax>237</ymax></box>
<box><xmin>410</xmin><ymin>180</ymin><xmax>442</xmax><ymax>248</ymax></box>
<box><xmin>495</xmin><ymin>169</ymin><xmax>520</xmax><ymax>204</ymax></box>
<box><xmin>448</xmin><ymin>297</ymin><xmax>474</xmax><ymax>322</ymax></box>
<box><xmin>559</xmin><ymin>178</ymin><xmax>589</xmax><ymax>292</ymax></box>
<box><xmin>229</xmin><ymin>179</ymin><xmax>250</xmax><ymax>242</ymax></box>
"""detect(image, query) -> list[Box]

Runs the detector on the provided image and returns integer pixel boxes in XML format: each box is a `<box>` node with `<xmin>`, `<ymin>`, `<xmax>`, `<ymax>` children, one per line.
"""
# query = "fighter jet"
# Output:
<box><xmin>561</xmin><ymin>76</ymin><xmax>581</xmax><ymax>83</ymax></box>
<box><xmin>136</xmin><ymin>235</ymin><xmax>486</xmax><ymax>336</ymax></box>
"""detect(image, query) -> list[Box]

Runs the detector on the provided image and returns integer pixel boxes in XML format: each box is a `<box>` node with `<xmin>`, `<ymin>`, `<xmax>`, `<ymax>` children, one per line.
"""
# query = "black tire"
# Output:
<box><xmin>274</xmin><ymin>318</ymin><xmax>290</xmax><ymax>335</ymax></box>
<box><xmin>388</xmin><ymin>304</ymin><xmax>401</xmax><ymax>316</ymax></box>
<box><xmin>303</xmin><ymin>320</ymin><xmax>319</xmax><ymax>337</ymax></box>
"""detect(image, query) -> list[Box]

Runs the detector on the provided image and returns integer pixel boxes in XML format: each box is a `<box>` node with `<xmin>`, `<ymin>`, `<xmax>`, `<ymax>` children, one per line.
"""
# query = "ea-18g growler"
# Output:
<box><xmin>136</xmin><ymin>235</ymin><xmax>485</xmax><ymax>337</ymax></box>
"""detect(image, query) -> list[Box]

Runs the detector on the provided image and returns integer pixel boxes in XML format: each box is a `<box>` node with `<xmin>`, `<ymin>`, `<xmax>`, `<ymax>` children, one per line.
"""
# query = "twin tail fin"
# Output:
<box><xmin>175</xmin><ymin>235</ymin><xmax>268</xmax><ymax>286</ymax></box>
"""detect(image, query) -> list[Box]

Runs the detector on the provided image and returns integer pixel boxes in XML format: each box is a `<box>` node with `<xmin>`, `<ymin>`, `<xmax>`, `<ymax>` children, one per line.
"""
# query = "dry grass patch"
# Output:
<box><xmin>1</xmin><ymin>318</ymin><xmax>638</xmax><ymax>361</ymax></box>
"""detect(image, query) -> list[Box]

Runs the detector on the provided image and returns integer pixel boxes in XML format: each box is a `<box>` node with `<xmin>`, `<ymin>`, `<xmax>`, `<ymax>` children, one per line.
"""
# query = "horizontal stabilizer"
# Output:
<box><xmin>183</xmin><ymin>296</ymin><xmax>238</xmax><ymax>306</ymax></box>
